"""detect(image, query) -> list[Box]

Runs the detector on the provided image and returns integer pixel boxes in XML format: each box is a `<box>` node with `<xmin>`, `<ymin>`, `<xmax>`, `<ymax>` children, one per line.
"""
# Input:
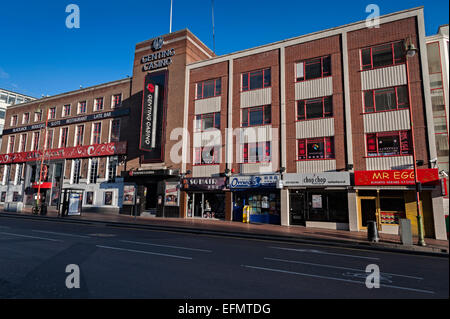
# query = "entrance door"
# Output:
<box><xmin>290</xmin><ymin>191</ymin><xmax>306</xmax><ymax>225</ymax></box>
<box><xmin>145</xmin><ymin>183</ymin><xmax>158</xmax><ymax>210</ymax></box>
<box><xmin>360</xmin><ymin>198</ymin><xmax>377</xmax><ymax>228</ymax></box>
<box><xmin>193</xmin><ymin>193</ymin><xmax>203</xmax><ymax>218</ymax></box>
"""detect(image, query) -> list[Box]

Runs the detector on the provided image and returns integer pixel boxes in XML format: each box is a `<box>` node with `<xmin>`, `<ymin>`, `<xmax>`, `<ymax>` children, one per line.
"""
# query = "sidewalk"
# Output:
<box><xmin>1</xmin><ymin>208</ymin><xmax>448</xmax><ymax>256</ymax></box>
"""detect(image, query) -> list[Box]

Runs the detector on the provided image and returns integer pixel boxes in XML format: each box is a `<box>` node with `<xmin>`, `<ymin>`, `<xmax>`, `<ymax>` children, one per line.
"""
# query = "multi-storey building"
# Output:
<box><xmin>0</xmin><ymin>7</ymin><xmax>447</xmax><ymax>239</ymax></box>
<box><xmin>0</xmin><ymin>88</ymin><xmax>35</xmax><ymax>147</ymax></box>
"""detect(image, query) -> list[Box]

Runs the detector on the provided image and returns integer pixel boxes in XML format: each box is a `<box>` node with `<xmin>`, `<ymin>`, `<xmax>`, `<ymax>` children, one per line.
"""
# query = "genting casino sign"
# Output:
<box><xmin>0</xmin><ymin>141</ymin><xmax>127</xmax><ymax>164</ymax></box>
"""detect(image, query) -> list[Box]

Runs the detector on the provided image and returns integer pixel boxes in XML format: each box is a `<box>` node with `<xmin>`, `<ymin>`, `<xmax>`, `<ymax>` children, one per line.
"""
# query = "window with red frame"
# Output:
<box><xmin>94</xmin><ymin>97</ymin><xmax>104</xmax><ymax>111</ymax></box>
<box><xmin>195</xmin><ymin>112</ymin><xmax>220</xmax><ymax>131</ymax></box>
<box><xmin>60</xmin><ymin>127</ymin><xmax>69</xmax><ymax>148</ymax></box>
<box><xmin>295</xmin><ymin>56</ymin><xmax>331</xmax><ymax>82</ymax></box>
<box><xmin>78</xmin><ymin>101</ymin><xmax>87</xmax><ymax>114</ymax></box>
<box><xmin>62</xmin><ymin>104</ymin><xmax>71</xmax><ymax>117</ymax></box>
<box><xmin>20</xmin><ymin>134</ymin><xmax>27</xmax><ymax>152</ymax></box>
<box><xmin>242</xmin><ymin>105</ymin><xmax>271</xmax><ymax>127</ymax></box>
<box><xmin>242</xmin><ymin>68</ymin><xmax>271</xmax><ymax>91</ymax></box>
<box><xmin>8</xmin><ymin>136</ymin><xmax>15</xmax><ymax>153</ymax></box>
<box><xmin>361</xmin><ymin>41</ymin><xmax>405</xmax><ymax>70</ymax></box>
<box><xmin>48</xmin><ymin>107</ymin><xmax>56</xmax><ymax>119</ymax></box>
<box><xmin>297</xmin><ymin>137</ymin><xmax>335</xmax><ymax>160</ymax></box>
<box><xmin>22</xmin><ymin>113</ymin><xmax>30</xmax><ymax>124</ymax></box>
<box><xmin>196</xmin><ymin>78</ymin><xmax>221</xmax><ymax>99</ymax></box>
<box><xmin>34</xmin><ymin>111</ymin><xmax>42</xmax><ymax>122</ymax></box>
<box><xmin>75</xmin><ymin>125</ymin><xmax>84</xmax><ymax>146</ymax></box>
<box><xmin>32</xmin><ymin>132</ymin><xmax>40</xmax><ymax>151</ymax></box>
<box><xmin>194</xmin><ymin>146</ymin><xmax>220</xmax><ymax>165</ymax></box>
<box><xmin>92</xmin><ymin>123</ymin><xmax>101</xmax><ymax>144</ymax></box>
<box><xmin>243</xmin><ymin>142</ymin><xmax>271</xmax><ymax>163</ymax></box>
<box><xmin>112</xmin><ymin>94</ymin><xmax>122</xmax><ymax>108</ymax></box>
<box><xmin>297</xmin><ymin>96</ymin><xmax>333</xmax><ymax>121</ymax></box>
<box><xmin>364</xmin><ymin>85</ymin><xmax>409</xmax><ymax>113</ymax></box>
<box><xmin>11</xmin><ymin>115</ymin><xmax>18</xmax><ymax>126</ymax></box>
<box><xmin>366</xmin><ymin>131</ymin><xmax>412</xmax><ymax>157</ymax></box>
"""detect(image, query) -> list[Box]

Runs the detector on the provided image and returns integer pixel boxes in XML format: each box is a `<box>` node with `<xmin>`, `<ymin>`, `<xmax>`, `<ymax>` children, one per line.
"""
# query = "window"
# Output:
<box><xmin>194</xmin><ymin>146</ymin><xmax>221</xmax><ymax>165</ymax></box>
<box><xmin>243</xmin><ymin>142</ymin><xmax>271</xmax><ymax>163</ymax></box>
<box><xmin>104</xmin><ymin>191</ymin><xmax>113</xmax><ymax>205</ymax></box>
<box><xmin>196</xmin><ymin>78</ymin><xmax>221</xmax><ymax>99</ymax></box>
<box><xmin>89</xmin><ymin>158</ymin><xmax>99</xmax><ymax>184</ymax></box>
<box><xmin>72</xmin><ymin>159</ymin><xmax>81</xmax><ymax>184</ymax></box>
<box><xmin>60</xmin><ymin>127</ymin><xmax>69</xmax><ymax>148</ymax></box>
<box><xmin>22</xmin><ymin>113</ymin><xmax>30</xmax><ymax>124</ymax></box>
<box><xmin>34</xmin><ymin>111</ymin><xmax>42</xmax><ymax>122</ymax></box>
<box><xmin>15</xmin><ymin>163</ymin><xmax>24</xmax><ymax>185</ymax></box>
<box><xmin>107</xmin><ymin>156</ymin><xmax>118</xmax><ymax>182</ymax></box>
<box><xmin>112</xmin><ymin>94</ymin><xmax>122</xmax><ymax>108</ymax></box>
<box><xmin>46</xmin><ymin>130</ymin><xmax>53</xmax><ymax>150</ymax></box>
<box><xmin>2</xmin><ymin>165</ymin><xmax>11</xmax><ymax>185</ymax></box>
<box><xmin>298</xmin><ymin>137</ymin><xmax>335</xmax><ymax>160</ymax></box>
<box><xmin>62</xmin><ymin>104</ymin><xmax>71</xmax><ymax>117</ymax></box>
<box><xmin>85</xmin><ymin>191</ymin><xmax>94</xmax><ymax>205</ymax></box>
<box><xmin>242</xmin><ymin>105</ymin><xmax>271</xmax><ymax>127</ymax></box>
<box><xmin>94</xmin><ymin>97</ymin><xmax>104</xmax><ymax>111</ymax></box>
<box><xmin>366</xmin><ymin>131</ymin><xmax>412</xmax><ymax>156</ymax></box>
<box><xmin>364</xmin><ymin>85</ymin><xmax>409</xmax><ymax>113</ymax></box>
<box><xmin>32</xmin><ymin>132</ymin><xmax>40</xmax><ymax>151</ymax></box>
<box><xmin>19</xmin><ymin>134</ymin><xmax>27</xmax><ymax>152</ymax></box>
<box><xmin>296</xmin><ymin>56</ymin><xmax>331</xmax><ymax>82</ymax></box>
<box><xmin>110</xmin><ymin>119</ymin><xmax>121</xmax><ymax>142</ymax></box>
<box><xmin>361</xmin><ymin>41</ymin><xmax>405</xmax><ymax>70</ymax></box>
<box><xmin>8</xmin><ymin>136</ymin><xmax>15</xmax><ymax>153</ymax></box>
<box><xmin>297</xmin><ymin>96</ymin><xmax>333</xmax><ymax>121</ymax></box>
<box><xmin>10</xmin><ymin>115</ymin><xmax>18</xmax><ymax>126</ymax></box>
<box><xmin>242</xmin><ymin>68</ymin><xmax>271</xmax><ymax>91</ymax></box>
<box><xmin>194</xmin><ymin>112</ymin><xmax>220</xmax><ymax>131</ymax></box>
<box><xmin>75</xmin><ymin>125</ymin><xmax>84</xmax><ymax>146</ymax></box>
<box><xmin>48</xmin><ymin>107</ymin><xmax>56</xmax><ymax>119</ymax></box>
<box><xmin>92</xmin><ymin>122</ymin><xmax>102</xmax><ymax>144</ymax></box>
<box><xmin>78</xmin><ymin>101</ymin><xmax>87</xmax><ymax>114</ymax></box>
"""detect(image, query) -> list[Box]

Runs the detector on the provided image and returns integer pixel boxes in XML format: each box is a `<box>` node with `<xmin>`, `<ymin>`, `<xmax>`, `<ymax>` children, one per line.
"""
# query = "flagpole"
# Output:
<box><xmin>212</xmin><ymin>0</ymin><xmax>215</xmax><ymax>54</ymax></box>
<box><xmin>169</xmin><ymin>0</ymin><xmax>173</xmax><ymax>33</ymax></box>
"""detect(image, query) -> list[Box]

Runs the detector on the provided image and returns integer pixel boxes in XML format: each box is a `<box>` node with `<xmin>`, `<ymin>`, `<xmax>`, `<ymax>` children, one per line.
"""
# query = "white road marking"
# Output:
<box><xmin>96</xmin><ymin>245</ymin><xmax>193</xmax><ymax>260</ymax></box>
<box><xmin>0</xmin><ymin>231</ymin><xmax>62</xmax><ymax>242</ymax></box>
<box><xmin>269</xmin><ymin>246</ymin><xmax>380</xmax><ymax>260</ymax></box>
<box><xmin>264</xmin><ymin>257</ymin><xmax>423</xmax><ymax>280</ymax></box>
<box><xmin>120</xmin><ymin>240</ymin><xmax>212</xmax><ymax>253</ymax></box>
<box><xmin>242</xmin><ymin>265</ymin><xmax>435</xmax><ymax>295</ymax></box>
<box><xmin>32</xmin><ymin>230</ymin><xmax>90</xmax><ymax>239</ymax></box>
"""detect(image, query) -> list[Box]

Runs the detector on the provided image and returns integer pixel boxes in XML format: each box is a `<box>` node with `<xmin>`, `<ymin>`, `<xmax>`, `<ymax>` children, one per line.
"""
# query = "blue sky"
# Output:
<box><xmin>0</xmin><ymin>0</ymin><xmax>448</xmax><ymax>98</ymax></box>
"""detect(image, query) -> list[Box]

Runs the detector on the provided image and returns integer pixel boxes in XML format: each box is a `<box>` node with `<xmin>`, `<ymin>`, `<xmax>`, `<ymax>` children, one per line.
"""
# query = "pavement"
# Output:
<box><xmin>0</xmin><ymin>207</ymin><xmax>448</xmax><ymax>257</ymax></box>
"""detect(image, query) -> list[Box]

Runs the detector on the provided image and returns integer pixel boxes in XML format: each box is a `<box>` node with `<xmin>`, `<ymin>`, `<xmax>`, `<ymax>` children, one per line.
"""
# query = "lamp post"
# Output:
<box><xmin>404</xmin><ymin>38</ymin><xmax>426</xmax><ymax>246</ymax></box>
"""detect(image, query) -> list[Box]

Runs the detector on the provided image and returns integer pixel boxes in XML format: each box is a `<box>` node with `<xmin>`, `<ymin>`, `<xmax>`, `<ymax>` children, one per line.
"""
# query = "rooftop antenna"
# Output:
<box><xmin>212</xmin><ymin>0</ymin><xmax>215</xmax><ymax>54</ymax></box>
<box><xmin>169</xmin><ymin>0</ymin><xmax>173</xmax><ymax>33</ymax></box>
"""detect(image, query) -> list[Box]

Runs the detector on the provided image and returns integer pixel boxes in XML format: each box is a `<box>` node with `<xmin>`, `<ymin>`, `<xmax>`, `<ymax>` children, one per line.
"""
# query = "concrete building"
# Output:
<box><xmin>0</xmin><ymin>7</ymin><xmax>447</xmax><ymax>239</ymax></box>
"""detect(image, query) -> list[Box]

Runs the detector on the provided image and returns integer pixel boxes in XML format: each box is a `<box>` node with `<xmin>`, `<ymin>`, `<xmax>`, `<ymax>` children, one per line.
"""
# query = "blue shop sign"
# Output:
<box><xmin>229</xmin><ymin>174</ymin><xmax>279</xmax><ymax>189</ymax></box>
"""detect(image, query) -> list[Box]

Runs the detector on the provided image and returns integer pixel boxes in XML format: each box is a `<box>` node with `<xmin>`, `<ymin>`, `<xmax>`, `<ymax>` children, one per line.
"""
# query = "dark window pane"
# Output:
<box><xmin>380</xmin><ymin>197</ymin><xmax>405</xmax><ymax>212</ymax></box>
<box><xmin>264</xmin><ymin>105</ymin><xmax>271</xmax><ymax>124</ymax></box>
<box><xmin>264</xmin><ymin>69</ymin><xmax>271</xmax><ymax>87</ymax></box>
<box><xmin>215</xmin><ymin>79</ymin><xmax>221</xmax><ymax>96</ymax></box>
<box><xmin>378</xmin><ymin>133</ymin><xmax>400</xmax><ymax>155</ymax></box>
<box><xmin>372</xmin><ymin>44</ymin><xmax>393</xmax><ymax>68</ymax></box>
<box><xmin>393</xmin><ymin>42</ymin><xmax>405</xmax><ymax>63</ymax></box>
<box><xmin>305</xmin><ymin>58</ymin><xmax>322</xmax><ymax>80</ymax></box>
<box><xmin>364</xmin><ymin>91</ymin><xmax>375</xmax><ymax>112</ymax></box>
<box><xmin>249</xmin><ymin>107</ymin><xmax>263</xmax><ymax>126</ymax></box>
<box><xmin>375</xmin><ymin>88</ymin><xmax>396</xmax><ymax>111</ymax></box>
<box><xmin>242</xmin><ymin>110</ymin><xmax>248</xmax><ymax>127</ymax></box>
<box><xmin>361</xmin><ymin>48</ymin><xmax>372</xmax><ymax>69</ymax></box>
<box><xmin>306</xmin><ymin>98</ymin><xmax>324</xmax><ymax>119</ymax></box>
<box><xmin>242</xmin><ymin>74</ymin><xmax>249</xmax><ymax>91</ymax></box>
<box><xmin>203</xmin><ymin>80</ymin><xmax>215</xmax><ymax>98</ymax></box>
<box><xmin>214</xmin><ymin>112</ymin><xmax>220</xmax><ymax>129</ymax></box>
<box><xmin>250</xmin><ymin>71</ymin><xmax>263</xmax><ymax>90</ymax></box>
<box><xmin>202</xmin><ymin>114</ymin><xmax>214</xmax><ymax>130</ymax></box>
<box><xmin>196</xmin><ymin>83</ymin><xmax>202</xmax><ymax>98</ymax></box>
<box><xmin>322</xmin><ymin>56</ymin><xmax>331</xmax><ymax>76</ymax></box>
<box><xmin>297</xmin><ymin>101</ymin><xmax>305</xmax><ymax>120</ymax></box>
<box><xmin>397</xmin><ymin>86</ymin><xmax>409</xmax><ymax>108</ymax></box>
<box><xmin>324</xmin><ymin>97</ymin><xmax>333</xmax><ymax>116</ymax></box>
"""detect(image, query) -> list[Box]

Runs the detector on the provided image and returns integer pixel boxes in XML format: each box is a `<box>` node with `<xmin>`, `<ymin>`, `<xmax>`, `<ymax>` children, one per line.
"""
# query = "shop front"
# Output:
<box><xmin>354</xmin><ymin>169</ymin><xmax>440</xmax><ymax>236</ymax></box>
<box><xmin>229</xmin><ymin>174</ymin><xmax>281</xmax><ymax>225</ymax></box>
<box><xmin>181</xmin><ymin>177</ymin><xmax>227</xmax><ymax>220</ymax></box>
<box><xmin>283</xmin><ymin>172</ymin><xmax>351</xmax><ymax>229</ymax></box>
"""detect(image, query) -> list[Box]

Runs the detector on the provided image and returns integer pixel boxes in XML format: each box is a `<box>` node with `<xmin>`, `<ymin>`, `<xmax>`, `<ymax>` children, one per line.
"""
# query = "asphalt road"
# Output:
<box><xmin>0</xmin><ymin>215</ymin><xmax>448</xmax><ymax>299</ymax></box>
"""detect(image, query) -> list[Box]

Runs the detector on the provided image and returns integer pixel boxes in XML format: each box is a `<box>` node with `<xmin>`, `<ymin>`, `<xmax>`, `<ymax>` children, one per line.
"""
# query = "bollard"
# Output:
<box><xmin>367</xmin><ymin>221</ymin><xmax>379</xmax><ymax>242</ymax></box>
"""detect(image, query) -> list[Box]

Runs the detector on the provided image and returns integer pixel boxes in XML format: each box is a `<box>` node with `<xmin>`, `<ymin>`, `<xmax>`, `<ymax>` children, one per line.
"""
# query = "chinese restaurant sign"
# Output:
<box><xmin>0</xmin><ymin>141</ymin><xmax>127</xmax><ymax>164</ymax></box>
<box><xmin>354</xmin><ymin>169</ymin><xmax>439</xmax><ymax>186</ymax></box>
<box><xmin>181</xmin><ymin>177</ymin><xmax>227</xmax><ymax>191</ymax></box>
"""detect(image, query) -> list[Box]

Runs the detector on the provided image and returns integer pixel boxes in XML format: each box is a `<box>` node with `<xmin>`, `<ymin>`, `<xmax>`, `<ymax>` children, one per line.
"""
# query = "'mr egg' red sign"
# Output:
<box><xmin>0</xmin><ymin>141</ymin><xmax>127</xmax><ymax>164</ymax></box>
<box><xmin>355</xmin><ymin>169</ymin><xmax>439</xmax><ymax>186</ymax></box>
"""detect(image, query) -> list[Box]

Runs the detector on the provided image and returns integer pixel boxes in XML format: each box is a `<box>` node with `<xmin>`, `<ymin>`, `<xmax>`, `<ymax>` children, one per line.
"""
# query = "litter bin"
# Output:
<box><xmin>367</xmin><ymin>221</ymin><xmax>379</xmax><ymax>242</ymax></box>
<box><xmin>399</xmin><ymin>218</ymin><xmax>413</xmax><ymax>245</ymax></box>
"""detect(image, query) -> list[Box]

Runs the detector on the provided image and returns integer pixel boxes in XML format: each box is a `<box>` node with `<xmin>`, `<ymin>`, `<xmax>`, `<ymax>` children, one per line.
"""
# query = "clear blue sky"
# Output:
<box><xmin>0</xmin><ymin>0</ymin><xmax>448</xmax><ymax>98</ymax></box>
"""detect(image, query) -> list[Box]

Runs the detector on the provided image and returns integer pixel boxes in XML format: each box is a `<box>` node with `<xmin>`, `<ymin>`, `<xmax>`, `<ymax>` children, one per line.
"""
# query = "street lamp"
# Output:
<box><xmin>404</xmin><ymin>37</ymin><xmax>426</xmax><ymax>246</ymax></box>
